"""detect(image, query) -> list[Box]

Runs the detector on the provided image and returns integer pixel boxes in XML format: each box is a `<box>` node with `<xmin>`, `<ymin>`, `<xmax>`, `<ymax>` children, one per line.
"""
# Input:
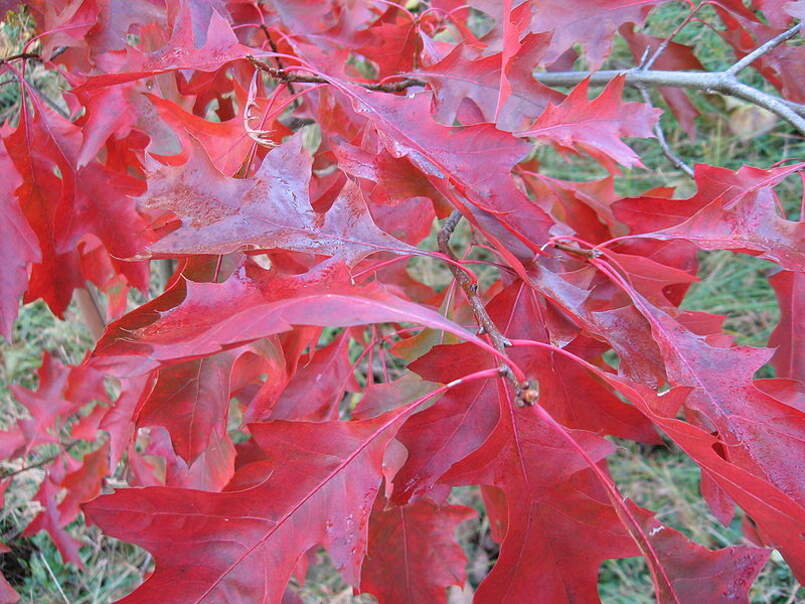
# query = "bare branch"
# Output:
<box><xmin>247</xmin><ymin>56</ymin><xmax>424</xmax><ymax>93</ymax></box>
<box><xmin>642</xmin><ymin>2</ymin><xmax>704</xmax><ymax>71</ymax></box>
<box><xmin>249</xmin><ymin>53</ymin><xmax>805</xmax><ymax>130</ymax></box>
<box><xmin>0</xmin><ymin>441</ymin><xmax>79</xmax><ymax>481</ymax></box>
<box><xmin>0</xmin><ymin>52</ymin><xmax>43</xmax><ymax>67</ymax></box>
<box><xmin>721</xmin><ymin>77</ymin><xmax>805</xmax><ymax>132</ymax></box>
<box><xmin>636</xmin><ymin>84</ymin><xmax>695</xmax><ymax>177</ymax></box>
<box><xmin>726</xmin><ymin>23</ymin><xmax>801</xmax><ymax>76</ymax></box>
<box><xmin>437</xmin><ymin>211</ymin><xmax>537</xmax><ymax>405</ymax></box>
<box><xmin>533</xmin><ymin>69</ymin><xmax>805</xmax><ymax>133</ymax></box>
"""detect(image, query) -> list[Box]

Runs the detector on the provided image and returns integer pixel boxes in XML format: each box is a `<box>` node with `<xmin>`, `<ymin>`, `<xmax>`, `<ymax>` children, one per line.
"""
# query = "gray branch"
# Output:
<box><xmin>636</xmin><ymin>84</ymin><xmax>694</xmax><ymax>178</ymax></box>
<box><xmin>726</xmin><ymin>23</ymin><xmax>801</xmax><ymax>76</ymax></box>
<box><xmin>534</xmin><ymin>69</ymin><xmax>805</xmax><ymax>133</ymax></box>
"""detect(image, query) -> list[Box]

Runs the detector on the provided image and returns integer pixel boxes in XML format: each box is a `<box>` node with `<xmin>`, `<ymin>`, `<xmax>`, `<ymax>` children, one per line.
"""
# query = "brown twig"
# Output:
<box><xmin>0</xmin><ymin>441</ymin><xmax>79</xmax><ymax>481</ymax></box>
<box><xmin>247</xmin><ymin>56</ymin><xmax>425</xmax><ymax>93</ymax></box>
<box><xmin>0</xmin><ymin>52</ymin><xmax>42</xmax><ymax>67</ymax></box>
<box><xmin>259</xmin><ymin>25</ymin><xmax>297</xmax><ymax>97</ymax></box>
<box><xmin>438</xmin><ymin>211</ymin><xmax>538</xmax><ymax>405</ymax></box>
<box><xmin>638</xmin><ymin>86</ymin><xmax>695</xmax><ymax>178</ymax></box>
<box><xmin>552</xmin><ymin>242</ymin><xmax>603</xmax><ymax>258</ymax></box>
<box><xmin>634</xmin><ymin>44</ymin><xmax>695</xmax><ymax>179</ymax></box>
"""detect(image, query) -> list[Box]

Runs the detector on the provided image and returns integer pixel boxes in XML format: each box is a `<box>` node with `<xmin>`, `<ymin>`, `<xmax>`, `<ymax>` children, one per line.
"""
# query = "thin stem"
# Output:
<box><xmin>0</xmin><ymin>441</ymin><xmax>79</xmax><ymax>480</ymax></box>
<box><xmin>437</xmin><ymin>211</ymin><xmax>534</xmax><ymax>402</ymax></box>
<box><xmin>552</xmin><ymin>242</ymin><xmax>603</xmax><ymax>259</ymax></box>
<box><xmin>534</xmin><ymin>69</ymin><xmax>805</xmax><ymax>133</ymax></box>
<box><xmin>637</xmin><ymin>85</ymin><xmax>695</xmax><ymax>177</ymax></box>
<box><xmin>726</xmin><ymin>23</ymin><xmax>801</xmax><ymax>76</ymax></box>
<box><xmin>259</xmin><ymin>24</ymin><xmax>298</xmax><ymax>97</ymax></box>
<box><xmin>0</xmin><ymin>52</ymin><xmax>42</xmax><ymax>67</ymax></box>
<box><xmin>247</xmin><ymin>56</ymin><xmax>425</xmax><ymax>93</ymax></box>
<box><xmin>642</xmin><ymin>2</ymin><xmax>704</xmax><ymax>71</ymax></box>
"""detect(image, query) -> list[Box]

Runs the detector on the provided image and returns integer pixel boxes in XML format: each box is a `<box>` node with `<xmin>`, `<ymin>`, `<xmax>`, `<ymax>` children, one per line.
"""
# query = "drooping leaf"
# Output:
<box><xmin>441</xmin><ymin>403</ymin><xmax>637</xmax><ymax>601</ymax></box>
<box><xmin>0</xmin><ymin>145</ymin><xmax>40</xmax><ymax>338</ymax></box>
<box><xmin>3</xmin><ymin>99</ymin><xmax>83</xmax><ymax>316</ymax></box>
<box><xmin>92</xmin><ymin>259</ymin><xmax>495</xmax><ymax>375</ymax></box>
<box><xmin>626</xmin><ymin>502</ymin><xmax>769</xmax><ymax>603</ymax></box>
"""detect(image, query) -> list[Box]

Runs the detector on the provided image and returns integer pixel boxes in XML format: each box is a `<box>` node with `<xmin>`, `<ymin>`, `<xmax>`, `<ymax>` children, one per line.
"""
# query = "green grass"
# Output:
<box><xmin>600</xmin><ymin>442</ymin><xmax>803</xmax><ymax>603</ymax></box>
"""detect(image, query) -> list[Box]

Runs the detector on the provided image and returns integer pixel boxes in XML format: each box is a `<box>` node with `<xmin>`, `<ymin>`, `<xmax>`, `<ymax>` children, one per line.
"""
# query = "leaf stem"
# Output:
<box><xmin>725</xmin><ymin>23</ymin><xmax>801</xmax><ymax>76</ymax></box>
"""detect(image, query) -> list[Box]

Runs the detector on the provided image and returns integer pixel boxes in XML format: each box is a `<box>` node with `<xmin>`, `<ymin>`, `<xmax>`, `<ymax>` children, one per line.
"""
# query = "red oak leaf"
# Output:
<box><xmin>360</xmin><ymin>498</ymin><xmax>475</xmax><ymax>603</ymax></box>
<box><xmin>132</xmin><ymin>424</ymin><xmax>236</xmax><ymax>492</ymax></box>
<box><xmin>627</xmin><ymin>503</ymin><xmax>769</xmax><ymax>603</ymax></box>
<box><xmin>84</xmin><ymin>0</ymin><xmax>165</xmax><ymax>54</ymax></box>
<box><xmin>606</xmin><ymin>380</ymin><xmax>805</xmax><ymax>582</ymax></box>
<box><xmin>327</xmin><ymin>84</ymin><xmax>554</xmax><ymax>263</ymax></box>
<box><xmin>1</xmin><ymin>1</ymin><xmax>801</xmax><ymax>597</ymax></box>
<box><xmin>419</xmin><ymin>35</ymin><xmax>563</xmax><ymax>130</ymax></box>
<box><xmin>523</xmin><ymin>0</ymin><xmax>659</xmax><ymax>68</ymax></box>
<box><xmin>614</xmin><ymin>163</ymin><xmax>805</xmax><ymax>270</ymax></box>
<box><xmin>268</xmin><ymin>332</ymin><xmax>358</xmax><ymax>421</ymax></box>
<box><xmin>9</xmin><ymin>354</ymin><xmax>105</xmax><ymax>458</ymax></box>
<box><xmin>3</xmin><ymin>99</ymin><xmax>83</xmax><ymax>316</ymax></box>
<box><xmin>91</xmin><ymin>259</ymin><xmax>495</xmax><ymax>376</ymax></box>
<box><xmin>144</xmin><ymin>92</ymin><xmax>256</xmax><ymax>176</ymax></box>
<box><xmin>77</xmin><ymin>3</ymin><xmax>249</xmax><ymax>89</ymax></box>
<box><xmin>84</xmin><ymin>407</ymin><xmax>421</xmax><ymax>602</ymax></box>
<box><xmin>518</xmin><ymin>76</ymin><xmax>661</xmax><ymax>170</ymax></box>
<box><xmin>393</xmin><ymin>342</ymin><xmax>503</xmax><ymax>504</ymax></box>
<box><xmin>137</xmin><ymin>349</ymin><xmax>241</xmax><ymax>464</ymax></box>
<box><xmin>441</xmin><ymin>404</ymin><xmax>636</xmax><ymax>601</ymax></box>
<box><xmin>592</xmin><ymin>257</ymin><xmax>805</xmax><ymax>502</ymax></box>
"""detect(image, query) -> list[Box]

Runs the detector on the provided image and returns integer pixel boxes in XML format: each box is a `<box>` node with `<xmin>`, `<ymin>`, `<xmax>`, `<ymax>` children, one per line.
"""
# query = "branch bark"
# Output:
<box><xmin>0</xmin><ymin>441</ymin><xmax>79</xmax><ymax>480</ymax></box>
<box><xmin>250</xmin><ymin>55</ymin><xmax>805</xmax><ymax>133</ymax></box>
<box><xmin>437</xmin><ymin>211</ymin><xmax>539</xmax><ymax>405</ymax></box>
<box><xmin>247</xmin><ymin>56</ymin><xmax>423</xmax><ymax>93</ymax></box>
<box><xmin>726</xmin><ymin>23</ymin><xmax>801</xmax><ymax>76</ymax></box>
<box><xmin>534</xmin><ymin>69</ymin><xmax>805</xmax><ymax>132</ymax></box>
